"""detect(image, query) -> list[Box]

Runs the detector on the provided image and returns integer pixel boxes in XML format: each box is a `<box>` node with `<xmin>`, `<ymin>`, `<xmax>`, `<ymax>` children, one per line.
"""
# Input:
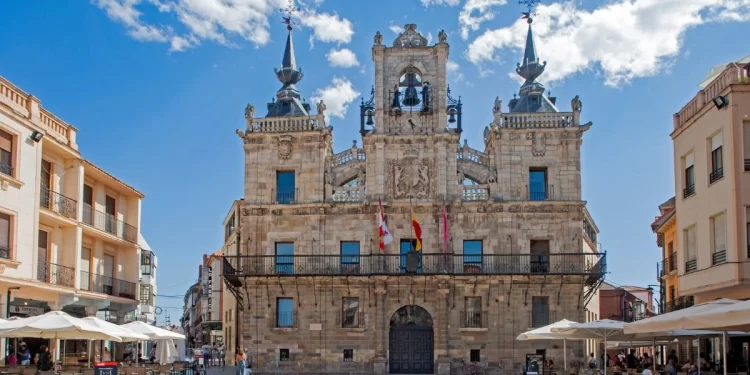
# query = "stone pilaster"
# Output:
<box><xmin>437</xmin><ymin>287</ymin><xmax>451</xmax><ymax>375</ymax></box>
<box><xmin>374</xmin><ymin>285</ymin><xmax>387</xmax><ymax>375</ymax></box>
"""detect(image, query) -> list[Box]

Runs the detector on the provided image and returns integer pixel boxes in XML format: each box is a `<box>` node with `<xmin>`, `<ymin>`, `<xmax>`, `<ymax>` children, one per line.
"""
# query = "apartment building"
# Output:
<box><xmin>220</xmin><ymin>199</ymin><xmax>242</xmax><ymax>363</ymax></box>
<box><xmin>671</xmin><ymin>58</ymin><xmax>750</xmax><ymax>303</ymax></box>
<box><xmin>199</xmin><ymin>252</ymin><xmax>223</xmax><ymax>346</ymax></box>
<box><xmin>182</xmin><ymin>282</ymin><xmax>199</xmax><ymax>347</ymax></box>
<box><xmin>652</xmin><ymin>197</ymin><xmax>695</xmax><ymax>313</ymax></box>
<box><xmin>0</xmin><ymin>76</ymin><xmax>145</xmax><ymax>359</ymax></box>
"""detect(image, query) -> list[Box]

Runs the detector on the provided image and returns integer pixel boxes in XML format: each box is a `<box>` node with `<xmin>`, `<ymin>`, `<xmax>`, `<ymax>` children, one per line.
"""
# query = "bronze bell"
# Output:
<box><xmin>365</xmin><ymin>110</ymin><xmax>374</xmax><ymax>125</ymax></box>
<box><xmin>448</xmin><ymin>107</ymin><xmax>457</xmax><ymax>123</ymax></box>
<box><xmin>401</xmin><ymin>73</ymin><xmax>421</xmax><ymax>107</ymax></box>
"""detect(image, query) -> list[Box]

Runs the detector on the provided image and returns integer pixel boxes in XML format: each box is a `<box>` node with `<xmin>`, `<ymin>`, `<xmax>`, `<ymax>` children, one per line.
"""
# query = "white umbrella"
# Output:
<box><xmin>623</xmin><ymin>299</ymin><xmax>738</xmax><ymax>334</ymax></box>
<box><xmin>680</xmin><ymin>299</ymin><xmax>750</xmax><ymax>331</ymax></box>
<box><xmin>121</xmin><ymin>321</ymin><xmax>186</xmax><ymax>340</ymax></box>
<box><xmin>82</xmin><ymin>317</ymin><xmax>149</xmax><ymax>341</ymax></box>
<box><xmin>517</xmin><ymin>319</ymin><xmax>580</xmax><ymax>371</ymax></box>
<box><xmin>553</xmin><ymin>319</ymin><xmax>635</xmax><ymax>375</ymax></box>
<box><xmin>0</xmin><ymin>311</ymin><xmax>122</xmax><ymax>341</ymax></box>
<box><xmin>155</xmin><ymin>339</ymin><xmax>179</xmax><ymax>364</ymax></box>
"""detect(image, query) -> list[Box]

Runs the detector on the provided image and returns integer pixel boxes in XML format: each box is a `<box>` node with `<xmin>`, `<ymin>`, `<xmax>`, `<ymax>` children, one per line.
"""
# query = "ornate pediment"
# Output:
<box><xmin>392</xmin><ymin>24</ymin><xmax>428</xmax><ymax>48</ymax></box>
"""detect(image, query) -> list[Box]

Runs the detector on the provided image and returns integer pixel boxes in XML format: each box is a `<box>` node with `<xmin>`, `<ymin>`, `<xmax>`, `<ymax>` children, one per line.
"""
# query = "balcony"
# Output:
<box><xmin>683</xmin><ymin>184</ymin><xmax>695</xmax><ymax>199</ymax></box>
<box><xmin>36</xmin><ymin>261</ymin><xmax>75</xmax><ymax>288</ymax></box>
<box><xmin>81</xmin><ymin>203</ymin><xmax>137</xmax><ymax>243</ymax></box>
<box><xmin>709</xmin><ymin>168</ymin><xmax>723</xmax><ymax>184</ymax></box>
<box><xmin>664</xmin><ymin>296</ymin><xmax>694</xmax><ymax>312</ymax></box>
<box><xmin>745</xmin><ymin>159</ymin><xmax>750</xmax><ymax>172</ymax></box>
<box><xmin>338</xmin><ymin>311</ymin><xmax>364</xmax><ymax>328</ymax></box>
<box><xmin>141</xmin><ymin>250</ymin><xmax>154</xmax><ymax>276</ymax></box>
<box><xmin>80</xmin><ymin>270</ymin><xmax>137</xmax><ymax>300</ymax></box>
<box><xmin>460</xmin><ymin>311</ymin><xmax>488</xmax><ymax>328</ymax></box>
<box><xmin>711</xmin><ymin>250</ymin><xmax>726</xmax><ymax>265</ymax></box>
<box><xmin>223</xmin><ymin>252</ymin><xmax>606</xmax><ymax>277</ymax></box>
<box><xmin>276</xmin><ymin>191</ymin><xmax>295</xmax><ymax>205</ymax></box>
<box><xmin>668</xmin><ymin>252</ymin><xmax>676</xmax><ymax>272</ymax></box>
<box><xmin>685</xmin><ymin>259</ymin><xmax>697</xmax><ymax>273</ymax></box>
<box><xmin>0</xmin><ymin>246</ymin><xmax>9</xmax><ymax>260</ymax></box>
<box><xmin>529</xmin><ymin>190</ymin><xmax>547</xmax><ymax>201</ymax></box>
<box><xmin>40</xmin><ymin>186</ymin><xmax>77</xmax><ymax>220</ymax></box>
<box><xmin>0</xmin><ymin>162</ymin><xmax>12</xmax><ymax>177</ymax></box>
<box><xmin>462</xmin><ymin>186</ymin><xmax>488</xmax><ymax>201</ymax></box>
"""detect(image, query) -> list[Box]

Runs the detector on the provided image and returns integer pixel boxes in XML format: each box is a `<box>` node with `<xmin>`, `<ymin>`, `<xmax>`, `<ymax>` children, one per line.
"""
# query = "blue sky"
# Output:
<box><xmin>1</xmin><ymin>0</ymin><xmax>749</xmax><ymax>321</ymax></box>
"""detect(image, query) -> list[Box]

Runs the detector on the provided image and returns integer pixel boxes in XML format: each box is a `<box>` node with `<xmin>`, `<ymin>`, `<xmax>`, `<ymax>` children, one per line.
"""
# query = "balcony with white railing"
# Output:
<box><xmin>249</xmin><ymin>114</ymin><xmax>325</xmax><ymax>133</ymax></box>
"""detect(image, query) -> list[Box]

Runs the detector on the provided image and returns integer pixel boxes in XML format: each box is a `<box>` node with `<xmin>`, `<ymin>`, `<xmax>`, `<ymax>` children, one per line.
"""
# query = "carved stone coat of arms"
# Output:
<box><xmin>388</xmin><ymin>158</ymin><xmax>433</xmax><ymax>199</ymax></box>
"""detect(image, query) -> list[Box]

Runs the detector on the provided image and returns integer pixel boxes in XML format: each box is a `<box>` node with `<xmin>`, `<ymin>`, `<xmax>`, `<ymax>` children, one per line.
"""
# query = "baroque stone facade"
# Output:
<box><xmin>225</xmin><ymin>22</ymin><xmax>604</xmax><ymax>375</ymax></box>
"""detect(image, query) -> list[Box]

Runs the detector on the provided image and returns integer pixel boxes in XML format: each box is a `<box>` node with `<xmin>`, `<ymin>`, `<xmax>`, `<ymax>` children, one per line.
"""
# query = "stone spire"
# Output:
<box><xmin>508</xmin><ymin>11</ymin><xmax>559</xmax><ymax>113</ymax></box>
<box><xmin>266</xmin><ymin>5</ymin><xmax>311</xmax><ymax>118</ymax></box>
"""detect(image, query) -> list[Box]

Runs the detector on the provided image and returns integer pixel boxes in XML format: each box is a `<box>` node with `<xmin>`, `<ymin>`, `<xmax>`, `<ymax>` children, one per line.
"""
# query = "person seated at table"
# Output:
<box><xmin>547</xmin><ymin>359</ymin><xmax>556</xmax><ymax>371</ymax></box>
<box><xmin>687</xmin><ymin>364</ymin><xmax>698</xmax><ymax>375</ymax></box>
<box><xmin>641</xmin><ymin>362</ymin><xmax>653</xmax><ymax>375</ymax></box>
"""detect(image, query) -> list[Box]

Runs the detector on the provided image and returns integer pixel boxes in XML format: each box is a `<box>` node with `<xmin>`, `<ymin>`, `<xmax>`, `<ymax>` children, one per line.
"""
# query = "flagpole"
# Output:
<box><xmin>409</xmin><ymin>198</ymin><xmax>414</xmax><ymax>252</ymax></box>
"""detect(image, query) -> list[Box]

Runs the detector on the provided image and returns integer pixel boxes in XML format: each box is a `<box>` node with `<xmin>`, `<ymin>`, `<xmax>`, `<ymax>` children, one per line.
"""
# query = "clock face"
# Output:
<box><xmin>400</xmin><ymin>113</ymin><xmax>425</xmax><ymax>133</ymax></box>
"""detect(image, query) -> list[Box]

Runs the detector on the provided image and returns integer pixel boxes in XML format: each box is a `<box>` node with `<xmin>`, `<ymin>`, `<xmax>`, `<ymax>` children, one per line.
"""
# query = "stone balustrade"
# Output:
<box><xmin>0</xmin><ymin>76</ymin><xmax>78</xmax><ymax>149</ymax></box>
<box><xmin>456</xmin><ymin>146</ymin><xmax>489</xmax><ymax>166</ymax></box>
<box><xmin>251</xmin><ymin>114</ymin><xmax>323</xmax><ymax>133</ymax></box>
<box><xmin>501</xmin><ymin>112</ymin><xmax>572</xmax><ymax>129</ymax></box>
<box><xmin>331</xmin><ymin>186</ymin><xmax>363</xmax><ymax>202</ymax></box>
<box><xmin>462</xmin><ymin>186</ymin><xmax>488</xmax><ymax>201</ymax></box>
<box><xmin>332</xmin><ymin>147</ymin><xmax>366</xmax><ymax>167</ymax></box>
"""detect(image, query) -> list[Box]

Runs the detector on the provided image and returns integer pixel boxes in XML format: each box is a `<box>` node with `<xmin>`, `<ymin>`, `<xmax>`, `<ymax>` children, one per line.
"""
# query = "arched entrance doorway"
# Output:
<box><xmin>389</xmin><ymin>305</ymin><xmax>434</xmax><ymax>374</ymax></box>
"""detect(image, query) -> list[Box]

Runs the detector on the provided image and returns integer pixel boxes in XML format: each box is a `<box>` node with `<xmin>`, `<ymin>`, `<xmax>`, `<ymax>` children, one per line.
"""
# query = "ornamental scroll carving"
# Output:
<box><xmin>388</xmin><ymin>158</ymin><xmax>434</xmax><ymax>199</ymax></box>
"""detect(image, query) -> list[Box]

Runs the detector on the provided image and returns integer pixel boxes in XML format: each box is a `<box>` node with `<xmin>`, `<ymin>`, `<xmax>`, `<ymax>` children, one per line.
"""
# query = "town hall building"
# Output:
<box><xmin>223</xmin><ymin>13</ymin><xmax>605</xmax><ymax>375</ymax></box>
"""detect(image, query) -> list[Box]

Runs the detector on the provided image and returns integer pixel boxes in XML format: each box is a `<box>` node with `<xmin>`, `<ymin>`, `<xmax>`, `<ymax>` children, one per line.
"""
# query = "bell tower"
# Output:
<box><xmin>363</xmin><ymin>25</ymin><xmax>459</xmax><ymax>136</ymax></box>
<box><xmin>358</xmin><ymin>25</ymin><xmax>461</xmax><ymax>202</ymax></box>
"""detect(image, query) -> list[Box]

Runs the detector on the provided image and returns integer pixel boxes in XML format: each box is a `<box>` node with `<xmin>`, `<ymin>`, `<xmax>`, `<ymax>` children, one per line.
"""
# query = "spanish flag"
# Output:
<box><xmin>411</xmin><ymin>209</ymin><xmax>422</xmax><ymax>251</ymax></box>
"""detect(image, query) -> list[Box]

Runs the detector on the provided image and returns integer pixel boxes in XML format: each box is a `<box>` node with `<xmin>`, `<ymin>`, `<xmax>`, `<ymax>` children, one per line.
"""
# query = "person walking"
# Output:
<box><xmin>235</xmin><ymin>348</ymin><xmax>246</xmax><ymax>375</ymax></box>
<box><xmin>218</xmin><ymin>343</ymin><xmax>226</xmax><ymax>368</ymax></box>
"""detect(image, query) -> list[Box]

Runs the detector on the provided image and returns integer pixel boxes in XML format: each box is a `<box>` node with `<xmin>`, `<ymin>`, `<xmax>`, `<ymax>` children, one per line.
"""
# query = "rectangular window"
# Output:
<box><xmin>0</xmin><ymin>213</ymin><xmax>10</xmax><ymax>259</ymax></box>
<box><xmin>531</xmin><ymin>296</ymin><xmax>550</xmax><ymax>327</ymax></box>
<box><xmin>685</xmin><ymin>226</ymin><xmax>697</xmax><ymax>273</ymax></box>
<box><xmin>463</xmin><ymin>297</ymin><xmax>483</xmax><ymax>328</ymax></box>
<box><xmin>400</xmin><ymin>239</ymin><xmax>422</xmax><ymax>273</ymax></box>
<box><xmin>140</xmin><ymin>250</ymin><xmax>153</xmax><ymax>275</ymax></box>
<box><xmin>279</xmin><ymin>348</ymin><xmax>290</xmax><ymax>361</ymax></box>
<box><xmin>470</xmin><ymin>349</ymin><xmax>480</xmax><ymax>363</ymax></box>
<box><xmin>530</xmin><ymin>240</ymin><xmax>550</xmax><ymax>274</ymax></box>
<box><xmin>462</xmin><ymin>240</ymin><xmax>483</xmax><ymax>273</ymax></box>
<box><xmin>275</xmin><ymin>242</ymin><xmax>294</xmax><ymax>274</ymax></box>
<box><xmin>343</xmin><ymin>349</ymin><xmax>354</xmax><ymax>362</ymax></box>
<box><xmin>529</xmin><ymin>168</ymin><xmax>548</xmax><ymax>201</ymax></box>
<box><xmin>340</xmin><ymin>241</ymin><xmax>360</xmax><ymax>274</ymax></box>
<box><xmin>684</xmin><ymin>153</ymin><xmax>695</xmax><ymax>198</ymax></box>
<box><xmin>139</xmin><ymin>284</ymin><xmax>153</xmax><ymax>305</ymax></box>
<box><xmin>105</xmin><ymin>195</ymin><xmax>116</xmax><ymax>234</ymax></box>
<box><xmin>276</xmin><ymin>298</ymin><xmax>294</xmax><ymax>327</ymax></box>
<box><xmin>341</xmin><ymin>297</ymin><xmax>360</xmax><ymax>328</ymax></box>
<box><xmin>0</xmin><ymin>129</ymin><xmax>13</xmax><ymax>177</ymax></box>
<box><xmin>276</xmin><ymin>171</ymin><xmax>295</xmax><ymax>204</ymax></box>
<box><xmin>711</xmin><ymin>213</ymin><xmax>726</xmax><ymax>265</ymax></box>
<box><xmin>710</xmin><ymin>133</ymin><xmax>723</xmax><ymax>183</ymax></box>
<box><xmin>225</xmin><ymin>213</ymin><xmax>235</xmax><ymax>241</ymax></box>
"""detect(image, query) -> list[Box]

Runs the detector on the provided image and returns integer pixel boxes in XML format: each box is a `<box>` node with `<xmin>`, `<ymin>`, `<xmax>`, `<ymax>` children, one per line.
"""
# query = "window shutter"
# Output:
<box><xmin>713</xmin><ymin>214</ymin><xmax>726</xmax><ymax>252</ymax></box>
<box><xmin>711</xmin><ymin>133</ymin><xmax>723</xmax><ymax>151</ymax></box>
<box><xmin>685</xmin><ymin>153</ymin><xmax>695</xmax><ymax>168</ymax></box>
<box><xmin>0</xmin><ymin>129</ymin><xmax>12</xmax><ymax>152</ymax></box>
<box><xmin>0</xmin><ymin>213</ymin><xmax>9</xmax><ymax>248</ymax></box>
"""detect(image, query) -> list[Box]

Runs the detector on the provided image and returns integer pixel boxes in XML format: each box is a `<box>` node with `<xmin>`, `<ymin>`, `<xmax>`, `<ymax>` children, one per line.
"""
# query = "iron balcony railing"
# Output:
<box><xmin>712</xmin><ymin>250</ymin><xmax>727</xmax><ymax>265</ymax></box>
<box><xmin>223</xmin><ymin>253</ymin><xmax>605</xmax><ymax>277</ymax></box>
<box><xmin>0</xmin><ymin>162</ymin><xmax>12</xmax><ymax>177</ymax></box>
<box><xmin>0</xmin><ymin>245</ymin><xmax>9</xmax><ymax>260</ymax></box>
<box><xmin>339</xmin><ymin>311</ymin><xmax>365</xmax><ymax>328</ymax></box>
<box><xmin>664</xmin><ymin>296</ymin><xmax>694</xmax><ymax>313</ymax></box>
<box><xmin>745</xmin><ymin>159</ymin><xmax>750</xmax><ymax>172</ymax></box>
<box><xmin>276</xmin><ymin>191</ymin><xmax>295</xmax><ymax>205</ymax></box>
<box><xmin>40</xmin><ymin>186</ymin><xmax>77</xmax><ymax>219</ymax></box>
<box><xmin>668</xmin><ymin>252</ymin><xmax>676</xmax><ymax>272</ymax></box>
<box><xmin>81</xmin><ymin>203</ymin><xmax>138</xmax><ymax>243</ymax></box>
<box><xmin>37</xmin><ymin>261</ymin><xmax>75</xmax><ymax>288</ymax></box>
<box><xmin>685</xmin><ymin>259</ymin><xmax>698</xmax><ymax>273</ymax></box>
<box><xmin>683</xmin><ymin>184</ymin><xmax>696</xmax><ymax>199</ymax></box>
<box><xmin>709</xmin><ymin>168</ymin><xmax>724</xmax><ymax>184</ymax></box>
<box><xmin>80</xmin><ymin>270</ymin><xmax>137</xmax><ymax>299</ymax></box>
<box><xmin>460</xmin><ymin>311</ymin><xmax>488</xmax><ymax>328</ymax></box>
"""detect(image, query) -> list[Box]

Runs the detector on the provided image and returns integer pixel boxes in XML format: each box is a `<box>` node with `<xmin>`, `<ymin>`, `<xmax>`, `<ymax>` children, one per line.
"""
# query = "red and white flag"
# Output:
<box><xmin>378</xmin><ymin>199</ymin><xmax>393</xmax><ymax>252</ymax></box>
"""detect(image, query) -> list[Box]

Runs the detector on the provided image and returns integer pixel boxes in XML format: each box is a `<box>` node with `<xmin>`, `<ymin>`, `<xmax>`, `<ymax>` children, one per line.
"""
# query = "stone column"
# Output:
<box><xmin>437</xmin><ymin>287</ymin><xmax>451</xmax><ymax>375</ymax></box>
<box><xmin>374</xmin><ymin>286</ymin><xmax>387</xmax><ymax>375</ymax></box>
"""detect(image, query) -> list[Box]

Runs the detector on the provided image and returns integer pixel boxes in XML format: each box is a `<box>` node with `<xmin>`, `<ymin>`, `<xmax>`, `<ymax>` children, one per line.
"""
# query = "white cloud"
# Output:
<box><xmin>326</xmin><ymin>48</ymin><xmax>360</xmax><ymax>67</ymax></box>
<box><xmin>426</xmin><ymin>32</ymin><xmax>433</xmax><ymax>45</ymax></box>
<box><xmin>421</xmin><ymin>0</ymin><xmax>460</xmax><ymax>6</ymax></box>
<box><xmin>446</xmin><ymin>60</ymin><xmax>465</xmax><ymax>82</ymax></box>
<box><xmin>299</xmin><ymin>10</ymin><xmax>354</xmax><ymax>44</ymax></box>
<box><xmin>459</xmin><ymin>0</ymin><xmax>508</xmax><ymax>40</ymax></box>
<box><xmin>465</xmin><ymin>0</ymin><xmax>750</xmax><ymax>87</ymax></box>
<box><xmin>311</xmin><ymin>77</ymin><xmax>360</xmax><ymax>119</ymax></box>
<box><xmin>95</xmin><ymin>0</ymin><xmax>356</xmax><ymax>51</ymax></box>
<box><xmin>389</xmin><ymin>24</ymin><xmax>403</xmax><ymax>34</ymax></box>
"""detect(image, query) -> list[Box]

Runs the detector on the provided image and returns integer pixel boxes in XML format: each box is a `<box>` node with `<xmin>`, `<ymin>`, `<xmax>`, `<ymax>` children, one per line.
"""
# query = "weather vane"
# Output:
<box><xmin>519</xmin><ymin>0</ymin><xmax>540</xmax><ymax>23</ymax></box>
<box><xmin>280</xmin><ymin>0</ymin><xmax>300</xmax><ymax>30</ymax></box>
